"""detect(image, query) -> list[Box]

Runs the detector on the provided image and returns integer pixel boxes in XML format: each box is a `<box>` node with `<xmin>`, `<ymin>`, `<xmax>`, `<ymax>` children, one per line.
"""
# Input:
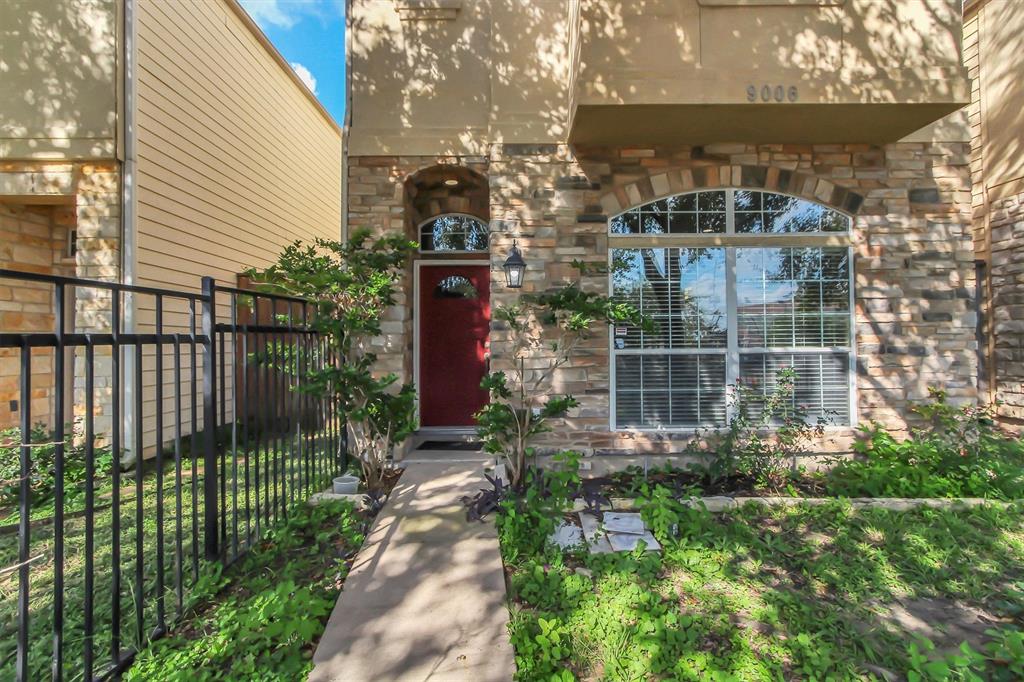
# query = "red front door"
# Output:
<box><xmin>418</xmin><ymin>264</ymin><xmax>490</xmax><ymax>427</ymax></box>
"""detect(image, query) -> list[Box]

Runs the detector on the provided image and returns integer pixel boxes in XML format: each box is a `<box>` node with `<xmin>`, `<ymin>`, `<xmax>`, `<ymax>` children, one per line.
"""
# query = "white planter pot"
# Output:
<box><xmin>332</xmin><ymin>475</ymin><xmax>360</xmax><ymax>495</ymax></box>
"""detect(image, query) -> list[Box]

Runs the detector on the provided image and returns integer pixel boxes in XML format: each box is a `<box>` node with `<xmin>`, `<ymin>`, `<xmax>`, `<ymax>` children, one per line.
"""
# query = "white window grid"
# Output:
<box><xmin>607</xmin><ymin>188</ymin><xmax>856</xmax><ymax>432</ymax></box>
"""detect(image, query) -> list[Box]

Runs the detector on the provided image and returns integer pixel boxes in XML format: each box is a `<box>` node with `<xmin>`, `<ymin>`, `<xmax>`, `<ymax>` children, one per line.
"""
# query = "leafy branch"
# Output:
<box><xmin>476</xmin><ymin>262</ymin><xmax>650</xmax><ymax>490</ymax></box>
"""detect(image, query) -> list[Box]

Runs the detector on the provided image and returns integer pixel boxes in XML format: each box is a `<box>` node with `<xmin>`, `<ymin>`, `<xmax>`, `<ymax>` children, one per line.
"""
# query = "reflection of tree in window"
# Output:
<box><xmin>612</xmin><ymin>248</ymin><xmax>726</xmax><ymax>350</ymax></box>
<box><xmin>737</xmin><ymin>247</ymin><xmax>849</xmax><ymax>348</ymax></box>
<box><xmin>609</xmin><ymin>189</ymin><xmax>853</xmax><ymax>429</ymax></box>
<box><xmin>734</xmin><ymin>191</ymin><xmax>849</xmax><ymax>234</ymax></box>
<box><xmin>420</xmin><ymin>215</ymin><xmax>489</xmax><ymax>252</ymax></box>
<box><xmin>435</xmin><ymin>275</ymin><xmax>478</xmax><ymax>299</ymax></box>
<box><xmin>611</xmin><ymin>248</ymin><xmax>729</xmax><ymax>427</ymax></box>
<box><xmin>610</xmin><ymin>191</ymin><xmax>728</xmax><ymax>235</ymax></box>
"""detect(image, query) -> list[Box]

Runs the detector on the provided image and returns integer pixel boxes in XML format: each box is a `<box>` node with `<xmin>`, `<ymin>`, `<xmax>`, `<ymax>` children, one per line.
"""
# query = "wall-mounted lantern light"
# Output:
<box><xmin>503</xmin><ymin>241</ymin><xmax>526</xmax><ymax>289</ymax></box>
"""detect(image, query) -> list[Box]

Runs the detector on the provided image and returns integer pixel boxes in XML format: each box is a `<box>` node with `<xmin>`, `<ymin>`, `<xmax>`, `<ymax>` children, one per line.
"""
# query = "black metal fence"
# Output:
<box><xmin>0</xmin><ymin>268</ymin><xmax>346</xmax><ymax>681</ymax></box>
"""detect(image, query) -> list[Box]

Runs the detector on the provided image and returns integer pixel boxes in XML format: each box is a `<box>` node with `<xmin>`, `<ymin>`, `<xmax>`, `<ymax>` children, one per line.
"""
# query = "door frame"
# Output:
<box><xmin>413</xmin><ymin>259</ymin><xmax>491</xmax><ymax>431</ymax></box>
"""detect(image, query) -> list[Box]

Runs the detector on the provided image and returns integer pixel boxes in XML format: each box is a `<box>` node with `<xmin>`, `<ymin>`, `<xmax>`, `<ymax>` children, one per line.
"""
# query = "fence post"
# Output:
<box><xmin>202</xmin><ymin>276</ymin><xmax>219</xmax><ymax>560</ymax></box>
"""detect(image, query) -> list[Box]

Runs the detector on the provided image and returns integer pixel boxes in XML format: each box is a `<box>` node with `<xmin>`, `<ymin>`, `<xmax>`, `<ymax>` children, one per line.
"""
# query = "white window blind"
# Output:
<box><xmin>609</xmin><ymin>190</ymin><xmax>854</xmax><ymax>430</ymax></box>
<box><xmin>736</xmin><ymin>247</ymin><xmax>850</xmax><ymax>348</ymax></box>
<box><xmin>738</xmin><ymin>352</ymin><xmax>851</xmax><ymax>424</ymax></box>
<box><xmin>615</xmin><ymin>354</ymin><xmax>727</xmax><ymax>428</ymax></box>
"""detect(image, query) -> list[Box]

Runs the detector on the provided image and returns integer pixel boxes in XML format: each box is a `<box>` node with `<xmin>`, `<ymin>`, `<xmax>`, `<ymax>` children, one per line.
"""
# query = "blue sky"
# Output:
<box><xmin>238</xmin><ymin>0</ymin><xmax>346</xmax><ymax>123</ymax></box>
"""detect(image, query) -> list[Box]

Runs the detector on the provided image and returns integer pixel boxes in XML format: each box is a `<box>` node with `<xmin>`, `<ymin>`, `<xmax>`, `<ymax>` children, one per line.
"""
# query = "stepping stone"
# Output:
<box><xmin>308</xmin><ymin>491</ymin><xmax>368</xmax><ymax>510</ymax></box>
<box><xmin>608</xmin><ymin>531</ymin><xmax>660</xmax><ymax>553</ymax></box>
<box><xmin>578</xmin><ymin>511</ymin><xmax>660</xmax><ymax>554</ymax></box>
<box><xmin>603</xmin><ymin>512</ymin><xmax>645</xmax><ymax>535</ymax></box>
<box><xmin>549</xmin><ymin>521</ymin><xmax>584</xmax><ymax>550</ymax></box>
<box><xmin>578</xmin><ymin>511</ymin><xmax>614</xmax><ymax>554</ymax></box>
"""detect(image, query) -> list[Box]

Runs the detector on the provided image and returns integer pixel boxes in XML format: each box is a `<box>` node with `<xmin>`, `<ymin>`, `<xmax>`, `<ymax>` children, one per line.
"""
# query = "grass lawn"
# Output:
<box><xmin>123</xmin><ymin>498</ymin><xmax>367</xmax><ymax>681</ymax></box>
<box><xmin>503</xmin><ymin>500</ymin><xmax>1024</xmax><ymax>681</ymax></box>
<box><xmin>1</xmin><ymin>463</ymin><xmax>205</xmax><ymax>681</ymax></box>
<box><xmin>0</xmin><ymin>442</ymin><xmax>340</xmax><ymax>681</ymax></box>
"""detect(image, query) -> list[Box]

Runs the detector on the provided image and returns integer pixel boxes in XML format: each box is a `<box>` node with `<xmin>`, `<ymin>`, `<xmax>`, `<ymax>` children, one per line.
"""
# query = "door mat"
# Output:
<box><xmin>416</xmin><ymin>440</ymin><xmax>483</xmax><ymax>451</ymax></box>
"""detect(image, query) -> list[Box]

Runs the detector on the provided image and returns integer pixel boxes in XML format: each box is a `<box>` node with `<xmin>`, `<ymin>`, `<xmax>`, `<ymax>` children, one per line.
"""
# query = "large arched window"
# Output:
<box><xmin>610</xmin><ymin>189</ymin><xmax>850</xmax><ymax>235</ymax></box>
<box><xmin>419</xmin><ymin>214</ymin><xmax>489</xmax><ymax>253</ymax></box>
<box><xmin>609</xmin><ymin>189</ymin><xmax>854</xmax><ymax>430</ymax></box>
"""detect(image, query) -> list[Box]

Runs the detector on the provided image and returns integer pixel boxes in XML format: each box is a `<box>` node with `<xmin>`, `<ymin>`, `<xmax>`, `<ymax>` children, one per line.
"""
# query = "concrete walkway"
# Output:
<box><xmin>309</xmin><ymin>451</ymin><xmax>515</xmax><ymax>682</ymax></box>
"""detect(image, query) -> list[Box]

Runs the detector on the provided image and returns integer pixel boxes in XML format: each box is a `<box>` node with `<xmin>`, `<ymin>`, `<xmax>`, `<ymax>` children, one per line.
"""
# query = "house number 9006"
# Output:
<box><xmin>746</xmin><ymin>85</ymin><xmax>798</xmax><ymax>103</ymax></box>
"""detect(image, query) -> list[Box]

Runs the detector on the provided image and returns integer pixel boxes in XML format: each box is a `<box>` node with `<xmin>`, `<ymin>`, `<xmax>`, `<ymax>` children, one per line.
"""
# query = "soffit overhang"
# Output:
<box><xmin>569</xmin><ymin>100</ymin><xmax>968</xmax><ymax>146</ymax></box>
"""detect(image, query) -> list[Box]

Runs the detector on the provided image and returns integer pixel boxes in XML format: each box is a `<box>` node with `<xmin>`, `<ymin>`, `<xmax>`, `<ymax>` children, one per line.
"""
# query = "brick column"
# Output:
<box><xmin>72</xmin><ymin>163</ymin><xmax>122</xmax><ymax>444</ymax></box>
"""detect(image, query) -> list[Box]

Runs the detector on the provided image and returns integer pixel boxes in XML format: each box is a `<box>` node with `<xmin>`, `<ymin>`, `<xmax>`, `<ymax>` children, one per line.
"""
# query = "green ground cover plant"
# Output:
<box><xmin>124</xmin><ymin>499</ymin><xmax>366</xmax><ymax>681</ymax></box>
<box><xmin>501</xmin><ymin>480</ymin><xmax>1024</xmax><ymax>681</ymax></box>
<box><xmin>592</xmin><ymin>384</ymin><xmax>1024</xmax><ymax>502</ymax></box>
<box><xmin>0</xmin><ymin>424</ymin><xmax>114</xmax><ymax>514</ymax></box>
<box><xmin>473</xmin><ymin>279</ymin><xmax>1024</xmax><ymax>677</ymax></box>
<box><xmin>827</xmin><ymin>389</ymin><xmax>1024</xmax><ymax>500</ymax></box>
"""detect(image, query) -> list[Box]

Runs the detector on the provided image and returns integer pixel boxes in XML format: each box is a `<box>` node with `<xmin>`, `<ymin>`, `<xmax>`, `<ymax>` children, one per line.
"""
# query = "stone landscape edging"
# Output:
<box><xmin>308</xmin><ymin>491</ymin><xmax>370</xmax><ymax>510</ymax></box>
<box><xmin>607</xmin><ymin>496</ymin><xmax>1019</xmax><ymax>513</ymax></box>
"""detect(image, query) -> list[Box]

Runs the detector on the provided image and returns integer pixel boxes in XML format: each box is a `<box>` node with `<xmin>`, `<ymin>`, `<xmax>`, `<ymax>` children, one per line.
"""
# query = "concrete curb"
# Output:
<box><xmin>609</xmin><ymin>496</ymin><xmax>1020</xmax><ymax>512</ymax></box>
<box><xmin>308</xmin><ymin>491</ymin><xmax>369</xmax><ymax>510</ymax></box>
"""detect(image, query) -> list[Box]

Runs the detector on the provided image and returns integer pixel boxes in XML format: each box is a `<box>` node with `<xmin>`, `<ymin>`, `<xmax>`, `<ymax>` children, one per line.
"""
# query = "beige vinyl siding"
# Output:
<box><xmin>974</xmin><ymin>0</ymin><xmax>1024</xmax><ymax>201</ymax></box>
<box><xmin>963</xmin><ymin>10</ymin><xmax>985</xmax><ymax>253</ymax></box>
<box><xmin>133</xmin><ymin>0</ymin><xmax>341</xmax><ymax>454</ymax></box>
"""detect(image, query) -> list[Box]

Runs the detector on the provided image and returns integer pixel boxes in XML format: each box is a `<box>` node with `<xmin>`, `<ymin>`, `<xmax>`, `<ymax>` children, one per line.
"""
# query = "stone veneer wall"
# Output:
<box><xmin>347</xmin><ymin>156</ymin><xmax>489</xmax><ymax>388</ymax></box>
<box><xmin>0</xmin><ymin>202</ymin><xmax>77</xmax><ymax>429</ymax></box>
<box><xmin>348</xmin><ymin>141</ymin><xmax>977</xmax><ymax>456</ymax></box>
<box><xmin>989</xmin><ymin>191</ymin><xmax>1024</xmax><ymax>428</ymax></box>
<box><xmin>963</xmin><ymin>6</ymin><xmax>1024</xmax><ymax>431</ymax></box>
<box><xmin>0</xmin><ymin>162</ymin><xmax>121</xmax><ymax>440</ymax></box>
<box><xmin>71</xmin><ymin>163</ymin><xmax>121</xmax><ymax>443</ymax></box>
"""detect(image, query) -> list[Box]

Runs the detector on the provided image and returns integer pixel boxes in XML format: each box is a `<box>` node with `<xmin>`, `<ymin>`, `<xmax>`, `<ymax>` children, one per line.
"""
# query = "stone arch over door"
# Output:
<box><xmin>403</xmin><ymin>164</ymin><xmax>490</xmax><ymax>242</ymax></box>
<box><xmin>403</xmin><ymin>164</ymin><xmax>493</xmax><ymax>431</ymax></box>
<box><xmin>596</xmin><ymin>164</ymin><xmax>865</xmax><ymax>219</ymax></box>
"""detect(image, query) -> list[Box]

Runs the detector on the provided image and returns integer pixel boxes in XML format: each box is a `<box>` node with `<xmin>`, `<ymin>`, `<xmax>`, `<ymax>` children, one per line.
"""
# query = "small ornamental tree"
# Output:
<box><xmin>476</xmin><ymin>261</ymin><xmax>648</xmax><ymax>491</ymax></box>
<box><xmin>246</xmin><ymin>229</ymin><xmax>418</xmax><ymax>492</ymax></box>
<box><xmin>702</xmin><ymin>367</ymin><xmax>829</xmax><ymax>491</ymax></box>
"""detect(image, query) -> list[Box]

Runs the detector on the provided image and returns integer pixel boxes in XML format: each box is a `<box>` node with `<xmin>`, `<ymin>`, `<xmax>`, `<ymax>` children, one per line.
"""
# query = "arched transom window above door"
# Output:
<box><xmin>419</xmin><ymin>214</ymin><xmax>489</xmax><ymax>252</ymax></box>
<box><xmin>610</xmin><ymin>189</ymin><xmax>851</xmax><ymax>235</ymax></box>
<box><xmin>608</xmin><ymin>189</ymin><xmax>855</xmax><ymax>432</ymax></box>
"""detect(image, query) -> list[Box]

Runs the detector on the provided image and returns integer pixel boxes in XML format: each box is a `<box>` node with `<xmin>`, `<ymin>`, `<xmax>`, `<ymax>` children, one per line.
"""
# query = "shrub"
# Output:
<box><xmin>246</xmin><ymin>229</ymin><xmax>418</xmax><ymax>492</ymax></box>
<box><xmin>494</xmin><ymin>451</ymin><xmax>583</xmax><ymax>562</ymax></box>
<box><xmin>827</xmin><ymin>388</ymin><xmax>1024</xmax><ymax>499</ymax></box>
<box><xmin>475</xmin><ymin>260</ymin><xmax>647</xmax><ymax>490</ymax></box>
<box><xmin>692</xmin><ymin>367</ymin><xmax>829</xmax><ymax>492</ymax></box>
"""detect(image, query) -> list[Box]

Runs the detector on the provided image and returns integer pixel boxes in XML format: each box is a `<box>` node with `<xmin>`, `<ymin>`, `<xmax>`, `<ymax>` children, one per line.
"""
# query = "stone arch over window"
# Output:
<box><xmin>597</xmin><ymin>164</ymin><xmax>864</xmax><ymax>220</ymax></box>
<box><xmin>403</xmin><ymin>164</ymin><xmax>489</xmax><ymax>244</ymax></box>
